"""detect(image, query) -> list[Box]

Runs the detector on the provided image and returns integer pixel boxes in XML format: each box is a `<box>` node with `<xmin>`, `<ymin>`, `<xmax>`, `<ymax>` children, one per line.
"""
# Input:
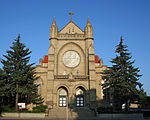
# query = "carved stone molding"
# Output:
<box><xmin>54</xmin><ymin>75</ymin><xmax>69</xmax><ymax>79</ymax></box>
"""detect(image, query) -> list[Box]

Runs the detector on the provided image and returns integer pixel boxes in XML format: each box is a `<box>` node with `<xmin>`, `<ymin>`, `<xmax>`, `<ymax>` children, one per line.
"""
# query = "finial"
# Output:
<box><xmin>69</xmin><ymin>11</ymin><xmax>74</xmax><ymax>22</ymax></box>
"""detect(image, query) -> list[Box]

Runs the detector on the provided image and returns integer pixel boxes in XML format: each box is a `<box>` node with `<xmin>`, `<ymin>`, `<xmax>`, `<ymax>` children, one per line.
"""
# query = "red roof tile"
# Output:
<box><xmin>43</xmin><ymin>55</ymin><xmax>48</xmax><ymax>63</ymax></box>
<box><xmin>95</xmin><ymin>55</ymin><xmax>99</xmax><ymax>63</ymax></box>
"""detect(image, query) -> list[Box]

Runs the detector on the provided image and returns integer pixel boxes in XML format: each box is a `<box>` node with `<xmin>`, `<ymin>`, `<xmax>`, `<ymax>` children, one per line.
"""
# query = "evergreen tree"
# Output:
<box><xmin>0</xmin><ymin>68</ymin><xmax>6</xmax><ymax>113</ymax></box>
<box><xmin>102</xmin><ymin>36</ymin><xmax>146</xmax><ymax>111</ymax></box>
<box><xmin>0</xmin><ymin>68</ymin><xmax>12</xmax><ymax>113</ymax></box>
<box><xmin>0</xmin><ymin>34</ymin><xmax>43</xmax><ymax>110</ymax></box>
<box><xmin>0</xmin><ymin>69</ymin><xmax>5</xmax><ymax>104</ymax></box>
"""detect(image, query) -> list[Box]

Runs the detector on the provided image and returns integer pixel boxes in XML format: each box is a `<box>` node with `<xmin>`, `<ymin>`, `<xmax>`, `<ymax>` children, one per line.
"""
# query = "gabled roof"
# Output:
<box><xmin>58</xmin><ymin>21</ymin><xmax>84</xmax><ymax>34</ymax></box>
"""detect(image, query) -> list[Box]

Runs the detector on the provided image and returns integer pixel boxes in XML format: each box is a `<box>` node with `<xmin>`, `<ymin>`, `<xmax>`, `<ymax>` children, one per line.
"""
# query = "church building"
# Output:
<box><xmin>35</xmin><ymin>12</ymin><xmax>107</xmax><ymax>117</ymax></box>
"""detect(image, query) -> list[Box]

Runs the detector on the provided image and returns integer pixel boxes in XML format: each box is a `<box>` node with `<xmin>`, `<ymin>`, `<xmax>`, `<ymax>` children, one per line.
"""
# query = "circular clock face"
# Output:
<box><xmin>63</xmin><ymin>51</ymin><xmax>80</xmax><ymax>68</ymax></box>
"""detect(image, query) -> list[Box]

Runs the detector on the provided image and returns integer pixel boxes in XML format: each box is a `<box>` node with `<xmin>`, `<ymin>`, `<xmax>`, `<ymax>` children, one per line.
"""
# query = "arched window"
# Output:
<box><xmin>59</xmin><ymin>89</ymin><xmax>67</xmax><ymax>107</ymax></box>
<box><xmin>76</xmin><ymin>88</ymin><xmax>84</xmax><ymax>107</ymax></box>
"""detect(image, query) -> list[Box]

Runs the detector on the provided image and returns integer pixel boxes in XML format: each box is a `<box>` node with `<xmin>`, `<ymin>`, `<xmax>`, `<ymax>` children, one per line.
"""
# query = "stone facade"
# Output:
<box><xmin>35</xmin><ymin>14</ymin><xmax>107</xmax><ymax>111</ymax></box>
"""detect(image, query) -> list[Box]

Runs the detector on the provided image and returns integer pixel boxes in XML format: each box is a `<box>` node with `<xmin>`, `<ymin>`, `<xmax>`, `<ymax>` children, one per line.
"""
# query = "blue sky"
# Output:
<box><xmin>0</xmin><ymin>0</ymin><xmax>150</xmax><ymax>95</ymax></box>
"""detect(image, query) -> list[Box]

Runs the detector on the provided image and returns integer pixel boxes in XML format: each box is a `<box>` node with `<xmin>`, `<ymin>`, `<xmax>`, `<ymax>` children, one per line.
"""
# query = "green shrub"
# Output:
<box><xmin>33</xmin><ymin>104</ymin><xmax>48</xmax><ymax>113</ymax></box>
<box><xmin>2</xmin><ymin>105</ymin><xmax>16</xmax><ymax>112</ymax></box>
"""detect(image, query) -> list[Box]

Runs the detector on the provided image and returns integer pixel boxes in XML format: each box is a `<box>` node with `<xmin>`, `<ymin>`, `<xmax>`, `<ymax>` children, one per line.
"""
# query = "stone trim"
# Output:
<box><xmin>57</xmin><ymin>34</ymin><xmax>85</xmax><ymax>40</ymax></box>
<box><xmin>74</xmin><ymin>75</ymin><xmax>88</xmax><ymax>80</ymax></box>
<box><xmin>49</xmin><ymin>37</ymin><xmax>58</xmax><ymax>40</ymax></box>
<box><xmin>85</xmin><ymin>37</ymin><xmax>94</xmax><ymax>40</ymax></box>
<box><xmin>54</xmin><ymin>75</ymin><xmax>88</xmax><ymax>80</ymax></box>
<box><xmin>55</xmin><ymin>84</ymin><xmax>71</xmax><ymax>93</ymax></box>
<box><xmin>54</xmin><ymin>75</ymin><xmax>69</xmax><ymax>79</ymax></box>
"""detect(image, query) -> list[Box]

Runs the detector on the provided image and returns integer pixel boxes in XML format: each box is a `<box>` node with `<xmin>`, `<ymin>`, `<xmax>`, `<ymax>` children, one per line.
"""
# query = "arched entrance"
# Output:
<box><xmin>58</xmin><ymin>88</ymin><xmax>68</xmax><ymax>107</ymax></box>
<box><xmin>75</xmin><ymin>87</ymin><xmax>85</xmax><ymax>107</ymax></box>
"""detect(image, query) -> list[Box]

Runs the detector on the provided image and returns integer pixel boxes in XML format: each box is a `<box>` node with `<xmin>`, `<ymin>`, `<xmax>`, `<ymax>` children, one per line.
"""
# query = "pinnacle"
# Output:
<box><xmin>52</xmin><ymin>17</ymin><xmax>56</xmax><ymax>26</ymax></box>
<box><xmin>86</xmin><ymin>17</ymin><xmax>91</xmax><ymax>26</ymax></box>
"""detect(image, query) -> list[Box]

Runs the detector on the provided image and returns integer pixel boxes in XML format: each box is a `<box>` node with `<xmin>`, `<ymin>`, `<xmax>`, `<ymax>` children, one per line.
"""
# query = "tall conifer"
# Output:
<box><xmin>102</xmin><ymin>36</ymin><xmax>146</xmax><ymax>110</ymax></box>
<box><xmin>0</xmin><ymin>34</ymin><xmax>42</xmax><ymax>110</ymax></box>
<box><xmin>0</xmin><ymin>69</ymin><xmax>7</xmax><ymax>110</ymax></box>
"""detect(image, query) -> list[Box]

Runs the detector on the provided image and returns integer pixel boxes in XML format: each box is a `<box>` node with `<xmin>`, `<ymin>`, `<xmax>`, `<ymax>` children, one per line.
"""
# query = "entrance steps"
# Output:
<box><xmin>47</xmin><ymin>107</ymin><xmax>96</xmax><ymax>119</ymax></box>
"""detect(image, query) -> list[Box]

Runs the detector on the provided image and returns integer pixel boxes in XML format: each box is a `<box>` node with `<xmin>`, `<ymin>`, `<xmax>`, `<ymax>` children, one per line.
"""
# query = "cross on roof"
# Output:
<box><xmin>69</xmin><ymin>11</ymin><xmax>74</xmax><ymax>21</ymax></box>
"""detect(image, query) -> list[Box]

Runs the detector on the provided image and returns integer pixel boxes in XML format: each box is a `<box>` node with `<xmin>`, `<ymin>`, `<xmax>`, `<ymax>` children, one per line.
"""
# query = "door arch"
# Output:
<box><xmin>75</xmin><ymin>87</ymin><xmax>85</xmax><ymax>107</ymax></box>
<box><xmin>58</xmin><ymin>87</ymin><xmax>68</xmax><ymax>107</ymax></box>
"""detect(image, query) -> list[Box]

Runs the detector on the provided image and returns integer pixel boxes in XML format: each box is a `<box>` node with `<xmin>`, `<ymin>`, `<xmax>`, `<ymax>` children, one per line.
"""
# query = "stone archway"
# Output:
<box><xmin>57</xmin><ymin>86</ymin><xmax>69</xmax><ymax>107</ymax></box>
<box><xmin>57</xmin><ymin>42</ymin><xmax>86</xmax><ymax>75</ymax></box>
<box><xmin>75</xmin><ymin>86</ymin><xmax>86</xmax><ymax>107</ymax></box>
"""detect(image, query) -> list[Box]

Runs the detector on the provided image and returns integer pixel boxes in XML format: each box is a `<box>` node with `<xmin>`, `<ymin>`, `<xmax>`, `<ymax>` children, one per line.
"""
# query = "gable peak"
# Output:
<box><xmin>58</xmin><ymin>21</ymin><xmax>84</xmax><ymax>34</ymax></box>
